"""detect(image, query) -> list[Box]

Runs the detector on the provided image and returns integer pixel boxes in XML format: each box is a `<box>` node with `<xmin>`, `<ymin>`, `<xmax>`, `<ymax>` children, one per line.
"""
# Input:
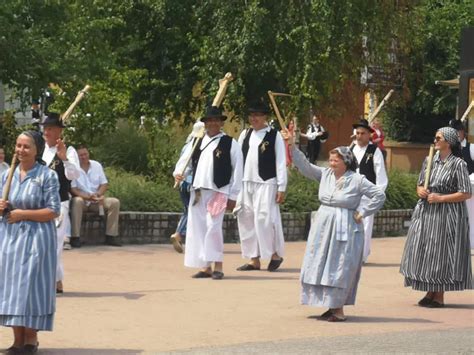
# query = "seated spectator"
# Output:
<box><xmin>0</xmin><ymin>146</ymin><xmax>9</xmax><ymax>176</ymax></box>
<box><xmin>70</xmin><ymin>145</ymin><xmax>122</xmax><ymax>247</ymax></box>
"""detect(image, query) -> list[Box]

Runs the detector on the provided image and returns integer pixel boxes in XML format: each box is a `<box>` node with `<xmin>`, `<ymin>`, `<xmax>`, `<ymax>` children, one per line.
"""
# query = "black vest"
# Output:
<box><xmin>462</xmin><ymin>142</ymin><xmax>474</xmax><ymax>174</ymax></box>
<box><xmin>351</xmin><ymin>144</ymin><xmax>377</xmax><ymax>184</ymax></box>
<box><xmin>242</xmin><ymin>128</ymin><xmax>277</xmax><ymax>181</ymax></box>
<box><xmin>49</xmin><ymin>154</ymin><xmax>71</xmax><ymax>201</ymax></box>
<box><xmin>191</xmin><ymin>134</ymin><xmax>233</xmax><ymax>188</ymax></box>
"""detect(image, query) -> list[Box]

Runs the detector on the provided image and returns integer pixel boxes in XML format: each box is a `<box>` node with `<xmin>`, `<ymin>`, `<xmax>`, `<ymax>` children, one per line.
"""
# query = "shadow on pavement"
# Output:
<box><xmin>363</xmin><ymin>263</ymin><xmax>400</xmax><ymax>267</ymax></box>
<box><xmin>277</xmin><ymin>267</ymin><xmax>301</xmax><ymax>273</ymax></box>
<box><xmin>443</xmin><ymin>303</ymin><xmax>474</xmax><ymax>309</ymax></box>
<box><xmin>316</xmin><ymin>315</ymin><xmax>441</xmax><ymax>323</ymax></box>
<box><xmin>41</xmin><ymin>349</ymin><xmax>142</xmax><ymax>354</ymax></box>
<box><xmin>226</xmin><ymin>275</ymin><xmax>298</xmax><ymax>281</ymax></box>
<box><xmin>61</xmin><ymin>289</ymin><xmax>182</xmax><ymax>300</ymax></box>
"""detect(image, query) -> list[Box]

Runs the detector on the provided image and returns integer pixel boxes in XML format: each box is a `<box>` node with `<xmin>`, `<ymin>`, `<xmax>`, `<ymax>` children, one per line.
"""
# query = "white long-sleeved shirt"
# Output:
<box><xmin>461</xmin><ymin>139</ymin><xmax>474</xmax><ymax>184</ymax></box>
<box><xmin>352</xmin><ymin>142</ymin><xmax>388</xmax><ymax>191</ymax></box>
<box><xmin>42</xmin><ymin>144</ymin><xmax>81</xmax><ymax>181</ymax></box>
<box><xmin>174</xmin><ymin>132</ymin><xmax>243</xmax><ymax>200</ymax></box>
<box><xmin>305</xmin><ymin>123</ymin><xmax>325</xmax><ymax>141</ymax></box>
<box><xmin>238</xmin><ymin>126</ymin><xmax>287</xmax><ymax>192</ymax></box>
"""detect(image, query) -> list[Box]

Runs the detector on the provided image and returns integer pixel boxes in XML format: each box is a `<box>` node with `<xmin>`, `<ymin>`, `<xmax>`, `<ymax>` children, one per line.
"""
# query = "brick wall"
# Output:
<box><xmin>80</xmin><ymin>209</ymin><xmax>412</xmax><ymax>245</ymax></box>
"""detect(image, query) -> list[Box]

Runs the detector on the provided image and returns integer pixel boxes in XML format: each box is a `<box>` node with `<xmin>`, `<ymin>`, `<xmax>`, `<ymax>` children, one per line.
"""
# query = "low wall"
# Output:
<box><xmin>80</xmin><ymin>209</ymin><xmax>413</xmax><ymax>245</ymax></box>
<box><xmin>385</xmin><ymin>141</ymin><xmax>429</xmax><ymax>173</ymax></box>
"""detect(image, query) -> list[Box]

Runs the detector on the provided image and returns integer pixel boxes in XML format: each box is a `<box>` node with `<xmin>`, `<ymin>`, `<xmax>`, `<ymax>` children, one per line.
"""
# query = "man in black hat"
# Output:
<box><xmin>301</xmin><ymin>114</ymin><xmax>327</xmax><ymax>163</ymax></box>
<box><xmin>40</xmin><ymin>112</ymin><xmax>81</xmax><ymax>293</ymax></box>
<box><xmin>174</xmin><ymin>106</ymin><xmax>243</xmax><ymax>280</ymax></box>
<box><xmin>350</xmin><ymin>118</ymin><xmax>387</xmax><ymax>262</ymax></box>
<box><xmin>235</xmin><ymin>100</ymin><xmax>287</xmax><ymax>272</ymax></box>
<box><xmin>450</xmin><ymin>119</ymin><xmax>474</xmax><ymax>247</ymax></box>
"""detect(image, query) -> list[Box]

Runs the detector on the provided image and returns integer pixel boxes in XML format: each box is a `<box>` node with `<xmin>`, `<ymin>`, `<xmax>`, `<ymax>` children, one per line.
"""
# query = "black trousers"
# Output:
<box><xmin>307</xmin><ymin>140</ymin><xmax>321</xmax><ymax>163</ymax></box>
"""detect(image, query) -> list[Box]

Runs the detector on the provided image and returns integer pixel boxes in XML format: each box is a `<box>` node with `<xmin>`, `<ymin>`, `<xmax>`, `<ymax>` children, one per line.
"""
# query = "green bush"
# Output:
<box><xmin>105</xmin><ymin>167</ymin><xmax>181</xmax><ymax>212</ymax></box>
<box><xmin>384</xmin><ymin>169</ymin><xmax>419</xmax><ymax>210</ymax></box>
<box><xmin>105</xmin><ymin>165</ymin><xmax>419</xmax><ymax>212</ymax></box>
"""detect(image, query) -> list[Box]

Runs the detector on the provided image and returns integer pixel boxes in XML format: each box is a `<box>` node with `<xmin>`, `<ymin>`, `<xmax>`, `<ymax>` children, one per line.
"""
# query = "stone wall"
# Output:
<box><xmin>80</xmin><ymin>209</ymin><xmax>412</xmax><ymax>245</ymax></box>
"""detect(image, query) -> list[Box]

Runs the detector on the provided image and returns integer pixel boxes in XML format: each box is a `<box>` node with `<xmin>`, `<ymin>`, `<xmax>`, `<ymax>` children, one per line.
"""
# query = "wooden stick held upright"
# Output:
<box><xmin>424</xmin><ymin>145</ymin><xmax>435</xmax><ymax>189</ymax></box>
<box><xmin>173</xmin><ymin>73</ymin><xmax>233</xmax><ymax>188</ymax></box>
<box><xmin>368</xmin><ymin>89</ymin><xmax>395</xmax><ymax>123</ymax></box>
<box><xmin>61</xmin><ymin>85</ymin><xmax>91</xmax><ymax>125</ymax></box>
<box><xmin>212</xmin><ymin>73</ymin><xmax>233</xmax><ymax>107</ymax></box>
<box><xmin>2</xmin><ymin>154</ymin><xmax>17</xmax><ymax>201</ymax></box>
<box><xmin>460</xmin><ymin>100</ymin><xmax>474</xmax><ymax>123</ymax></box>
<box><xmin>267</xmin><ymin>91</ymin><xmax>288</xmax><ymax>129</ymax></box>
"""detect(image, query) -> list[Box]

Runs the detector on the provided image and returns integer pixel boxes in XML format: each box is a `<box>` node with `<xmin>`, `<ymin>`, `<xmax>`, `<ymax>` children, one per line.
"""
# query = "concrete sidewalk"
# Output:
<box><xmin>1</xmin><ymin>237</ymin><xmax>472</xmax><ymax>354</ymax></box>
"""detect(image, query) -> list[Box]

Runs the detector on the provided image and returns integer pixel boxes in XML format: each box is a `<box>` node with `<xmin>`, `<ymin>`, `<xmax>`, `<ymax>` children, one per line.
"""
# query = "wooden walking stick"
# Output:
<box><xmin>1</xmin><ymin>154</ymin><xmax>17</xmax><ymax>216</ymax></box>
<box><xmin>267</xmin><ymin>91</ymin><xmax>291</xmax><ymax>130</ymax></box>
<box><xmin>367</xmin><ymin>89</ymin><xmax>395</xmax><ymax>124</ymax></box>
<box><xmin>60</xmin><ymin>85</ymin><xmax>91</xmax><ymax>125</ymax></box>
<box><xmin>173</xmin><ymin>73</ymin><xmax>233</xmax><ymax>188</ymax></box>
<box><xmin>460</xmin><ymin>100</ymin><xmax>474</xmax><ymax>123</ymax></box>
<box><xmin>423</xmin><ymin>145</ymin><xmax>435</xmax><ymax>189</ymax></box>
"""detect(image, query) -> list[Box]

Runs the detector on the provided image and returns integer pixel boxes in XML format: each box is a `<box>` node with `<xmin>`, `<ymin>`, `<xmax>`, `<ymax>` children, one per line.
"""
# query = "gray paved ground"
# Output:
<box><xmin>0</xmin><ymin>238</ymin><xmax>472</xmax><ymax>354</ymax></box>
<box><xmin>167</xmin><ymin>328</ymin><xmax>474</xmax><ymax>354</ymax></box>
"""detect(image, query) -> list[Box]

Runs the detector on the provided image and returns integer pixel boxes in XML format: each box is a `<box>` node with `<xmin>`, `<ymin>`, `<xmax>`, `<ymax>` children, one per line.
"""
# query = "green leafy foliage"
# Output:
<box><xmin>105</xmin><ymin>167</ymin><xmax>181</xmax><ymax>212</ymax></box>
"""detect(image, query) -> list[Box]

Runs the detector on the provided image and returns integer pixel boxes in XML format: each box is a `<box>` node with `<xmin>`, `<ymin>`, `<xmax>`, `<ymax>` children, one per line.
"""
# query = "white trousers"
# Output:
<box><xmin>236</xmin><ymin>182</ymin><xmax>285</xmax><ymax>260</ymax></box>
<box><xmin>362</xmin><ymin>214</ymin><xmax>374</xmax><ymax>262</ymax></box>
<box><xmin>56</xmin><ymin>200</ymin><xmax>71</xmax><ymax>282</ymax></box>
<box><xmin>466</xmin><ymin>195</ymin><xmax>474</xmax><ymax>248</ymax></box>
<box><xmin>184</xmin><ymin>189</ymin><xmax>225</xmax><ymax>268</ymax></box>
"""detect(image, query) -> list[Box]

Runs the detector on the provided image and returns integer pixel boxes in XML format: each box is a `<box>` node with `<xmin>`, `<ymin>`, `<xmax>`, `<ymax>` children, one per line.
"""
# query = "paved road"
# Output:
<box><xmin>0</xmin><ymin>237</ymin><xmax>472</xmax><ymax>354</ymax></box>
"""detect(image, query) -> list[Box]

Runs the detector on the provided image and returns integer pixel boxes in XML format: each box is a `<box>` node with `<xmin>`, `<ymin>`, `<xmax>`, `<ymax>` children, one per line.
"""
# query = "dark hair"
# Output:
<box><xmin>450</xmin><ymin>142</ymin><xmax>463</xmax><ymax>158</ymax></box>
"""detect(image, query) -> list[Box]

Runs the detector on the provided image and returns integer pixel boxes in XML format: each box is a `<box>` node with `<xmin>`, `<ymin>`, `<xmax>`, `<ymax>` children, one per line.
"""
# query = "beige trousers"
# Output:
<box><xmin>71</xmin><ymin>196</ymin><xmax>120</xmax><ymax>237</ymax></box>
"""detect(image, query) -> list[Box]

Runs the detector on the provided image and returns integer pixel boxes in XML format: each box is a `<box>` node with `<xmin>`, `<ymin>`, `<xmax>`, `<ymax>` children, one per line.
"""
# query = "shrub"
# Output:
<box><xmin>105</xmin><ymin>167</ymin><xmax>181</xmax><ymax>212</ymax></box>
<box><xmin>384</xmin><ymin>169</ymin><xmax>419</xmax><ymax>210</ymax></box>
<box><xmin>105</xmin><ymin>165</ymin><xmax>419</xmax><ymax>213</ymax></box>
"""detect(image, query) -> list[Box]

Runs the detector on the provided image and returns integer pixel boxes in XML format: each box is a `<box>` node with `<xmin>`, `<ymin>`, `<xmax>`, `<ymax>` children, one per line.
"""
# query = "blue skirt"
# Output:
<box><xmin>0</xmin><ymin>314</ymin><xmax>54</xmax><ymax>331</ymax></box>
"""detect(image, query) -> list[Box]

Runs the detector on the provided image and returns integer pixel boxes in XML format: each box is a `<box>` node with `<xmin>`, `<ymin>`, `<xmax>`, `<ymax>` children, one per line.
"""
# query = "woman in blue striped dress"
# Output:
<box><xmin>0</xmin><ymin>131</ymin><xmax>60</xmax><ymax>354</ymax></box>
<box><xmin>400</xmin><ymin>127</ymin><xmax>472</xmax><ymax>308</ymax></box>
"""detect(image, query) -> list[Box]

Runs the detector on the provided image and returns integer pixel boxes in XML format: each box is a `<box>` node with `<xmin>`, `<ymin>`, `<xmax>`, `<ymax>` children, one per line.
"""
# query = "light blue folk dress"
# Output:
<box><xmin>292</xmin><ymin>148</ymin><xmax>385</xmax><ymax>308</ymax></box>
<box><xmin>0</xmin><ymin>163</ymin><xmax>60</xmax><ymax>331</ymax></box>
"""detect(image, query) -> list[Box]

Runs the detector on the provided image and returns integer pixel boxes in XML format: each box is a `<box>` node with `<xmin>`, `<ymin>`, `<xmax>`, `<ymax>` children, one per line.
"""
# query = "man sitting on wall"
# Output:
<box><xmin>70</xmin><ymin>145</ymin><xmax>122</xmax><ymax>247</ymax></box>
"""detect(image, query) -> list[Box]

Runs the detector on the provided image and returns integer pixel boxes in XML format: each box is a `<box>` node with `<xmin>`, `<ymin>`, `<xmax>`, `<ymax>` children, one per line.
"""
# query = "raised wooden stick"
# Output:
<box><xmin>267</xmin><ymin>91</ymin><xmax>288</xmax><ymax>130</ymax></box>
<box><xmin>460</xmin><ymin>100</ymin><xmax>474</xmax><ymax>123</ymax></box>
<box><xmin>368</xmin><ymin>89</ymin><xmax>394</xmax><ymax>123</ymax></box>
<box><xmin>212</xmin><ymin>73</ymin><xmax>233</xmax><ymax>107</ymax></box>
<box><xmin>61</xmin><ymin>84</ymin><xmax>91</xmax><ymax>125</ymax></box>
<box><xmin>2</xmin><ymin>154</ymin><xmax>17</xmax><ymax>201</ymax></box>
<box><xmin>423</xmin><ymin>145</ymin><xmax>435</xmax><ymax>189</ymax></box>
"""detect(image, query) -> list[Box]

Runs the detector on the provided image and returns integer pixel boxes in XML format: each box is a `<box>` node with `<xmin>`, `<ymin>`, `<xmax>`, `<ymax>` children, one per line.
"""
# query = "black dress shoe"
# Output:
<box><xmin>267</xmin><ymin>258</ymin><xmax>284</xmax><ymax>272</ymax></box>
<box><xmin>22</xmin><ymin>343</ymin><xmax>38</xmax><ymax>354</ymax></box>
<box><xmin>192</xmin><ymin>271</ymin><xmax>212</xmax><ymax>278</ymax></box>
<box><xmin>70</xmin><ymin>237</ymin><xmax>82</xmax><ymax>248</ymax></box>
<box><xmin>3</xmin><ymin>346</ymin><xmax>22</xmax><ymax>354</ymax></box>
<box><xmin>418</xmin><ymin>297</ymin><xmax>432</xmax><ymax>307</ymax></box>
<box><xmin>212</xmin><ymin>271</ymin><xmax>224</xmax><ymax>280</ymax></box>
<box><xmin>105</xmin><ymin>235</ymin><xmax>122</xmax><ymax>247</ymax></box>
<box><xmin>427</xmin><ymin>300</ymin><xmax>445</xmax><ymax>308</ymax></box>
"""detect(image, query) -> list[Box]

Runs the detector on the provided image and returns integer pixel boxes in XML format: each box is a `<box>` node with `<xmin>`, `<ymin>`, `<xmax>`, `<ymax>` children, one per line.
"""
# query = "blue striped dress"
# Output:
<box><xmin>0</xmin><ymin>163</ymin><xmax>60</xmax><ymax>331</ymax></box>
<box><xmin>400</xmin><ymin>153</ymin><xmax>472</xmax><ymax>291</ymax></box>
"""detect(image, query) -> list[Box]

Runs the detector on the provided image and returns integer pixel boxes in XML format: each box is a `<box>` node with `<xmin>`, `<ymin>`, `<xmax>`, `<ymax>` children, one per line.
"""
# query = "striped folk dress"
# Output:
<box><xmin>400</xmin><ymin>153</ymin><xmax>472</xmax><ymax>292</ymax></box>
<box><xmin>0</xmin><ymin>163</ymin><xmax>60</xmax><ymax>331</ymax></box>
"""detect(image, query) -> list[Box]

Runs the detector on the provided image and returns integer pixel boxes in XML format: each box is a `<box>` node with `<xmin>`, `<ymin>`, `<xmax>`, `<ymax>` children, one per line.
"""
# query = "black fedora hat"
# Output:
<box><xmin>201</xmin><ymin>106</ymin><xmax>227</xmax><ymax>122</ymax></box>
<box><xmin>40</xmin><ymin>112</ymin><xmax>66</xmax><ymax>128</ymax></box>
<box><xmin>247</xmin><ymin>100</ymin><xmax>270</xmax><ymax>115</ymax></box>
<box><xmin>352</xmin><ymin>118</ymin><xmax>374</xmax><ymax>133</ymax></box>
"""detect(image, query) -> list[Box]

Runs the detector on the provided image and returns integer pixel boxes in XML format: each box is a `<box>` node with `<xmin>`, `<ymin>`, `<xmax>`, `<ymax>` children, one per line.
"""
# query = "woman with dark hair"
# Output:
<box><xmin>400</xmin><ymin>127</ymin><xmax>472</xmax><ymax>308</ymax></box>
<box><xmin>283</xmin><ymin>131</ymin><xmax>385</xmax><ymax>322</ymax></box>
<box><xmin>0</xmin><ymin>131</ymin><xmax>60</xmax><ymax>354</ymax></box>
